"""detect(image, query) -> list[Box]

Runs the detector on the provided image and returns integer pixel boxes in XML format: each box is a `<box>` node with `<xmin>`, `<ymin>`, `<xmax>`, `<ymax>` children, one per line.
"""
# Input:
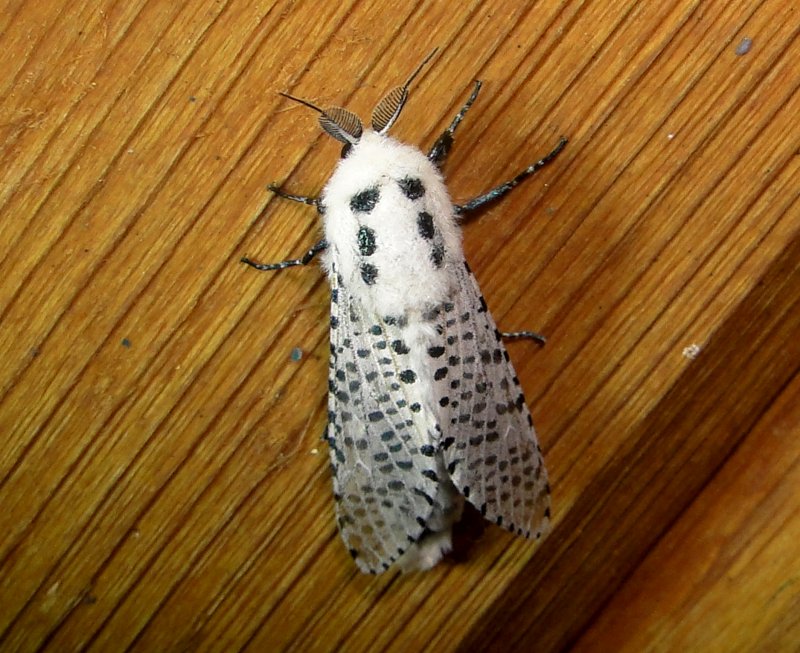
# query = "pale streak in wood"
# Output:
<box><xmin>0</xmin><ymin>1</ymin><xmax>797</xmax><ymax>652</ymax></box>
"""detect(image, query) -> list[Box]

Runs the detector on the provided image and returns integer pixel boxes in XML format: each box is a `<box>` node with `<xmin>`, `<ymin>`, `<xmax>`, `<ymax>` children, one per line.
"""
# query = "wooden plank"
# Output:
<box><xmin>572</xmin><ymin>371</ymin><xmax>800</xmax><ymax>652</ymax></box>
<box><xmin>0</xmin><ymin>0</ymin><xmax>796</xmax><ymax>651</ymax></box>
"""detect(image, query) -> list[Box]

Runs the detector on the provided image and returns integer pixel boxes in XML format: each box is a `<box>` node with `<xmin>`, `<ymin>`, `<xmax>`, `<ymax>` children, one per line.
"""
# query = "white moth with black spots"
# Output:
<box><xmin>243</xmin><ymin>49</ymin><xmax>567</xmax><ymax>574</ymax></box>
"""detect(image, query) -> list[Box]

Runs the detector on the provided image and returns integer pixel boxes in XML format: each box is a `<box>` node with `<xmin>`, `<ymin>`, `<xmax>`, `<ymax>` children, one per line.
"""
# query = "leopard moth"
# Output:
<box><xmin>243</xmin><ymin>50</ymin><xmax>567</xmax><ymax>574</ymax></box>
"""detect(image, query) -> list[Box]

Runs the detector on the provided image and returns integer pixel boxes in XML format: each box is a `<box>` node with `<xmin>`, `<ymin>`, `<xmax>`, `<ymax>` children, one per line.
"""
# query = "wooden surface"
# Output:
<box><xmin>0</xmin><ymin>1</ymin><xmax>797</xmax><ymax>651</ymax></box>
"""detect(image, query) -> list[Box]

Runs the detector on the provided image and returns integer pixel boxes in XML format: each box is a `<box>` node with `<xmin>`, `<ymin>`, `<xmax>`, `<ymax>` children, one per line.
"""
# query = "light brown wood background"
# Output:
<box><xmin>1</xmin><ymin>1</ymin><xmax>798</xmax><ymax>651</ymax></box>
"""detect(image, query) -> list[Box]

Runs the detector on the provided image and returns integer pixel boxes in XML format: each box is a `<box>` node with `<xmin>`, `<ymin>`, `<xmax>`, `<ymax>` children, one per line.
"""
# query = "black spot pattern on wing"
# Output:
<box><xmin>326</xmin><ymin>272</ymin><xmax>446</xmax><ymax>573</ymax></box>
<box><xmin>433</xmin><ymin>262</ymin><xmax>550</xmax><ymax>539</ymax></box>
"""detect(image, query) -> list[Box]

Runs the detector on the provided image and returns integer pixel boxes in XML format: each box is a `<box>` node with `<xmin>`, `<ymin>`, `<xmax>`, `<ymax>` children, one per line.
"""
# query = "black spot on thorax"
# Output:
<box><xmin>417</xmin><ymin>212</ymin><xmax>435</xmax><ymax>240</ymax></box>
<box><xmin>357</xmin><ymin>226</ymin><xmax>377</xmax><ymax>256</ymax></box>
<box><xmin>360</xmin><ymin>263</ymin><xmax>378</xmax><ymax>285</ymax></box>
<box><xmin>350</xmin><ymin>187</ymin><xmax>380</xmax><ymax>213</ymax></box>
<box><xmin>398</xmin><ymin>176</ymin><xmax>425</xmax><ymax>200</ymax></box>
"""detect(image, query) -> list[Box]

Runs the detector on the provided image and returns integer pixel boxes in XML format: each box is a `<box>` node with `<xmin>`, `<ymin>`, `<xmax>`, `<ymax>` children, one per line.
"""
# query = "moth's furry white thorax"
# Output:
<box><xmin>320</xmin><ymin>130</ymin><xmax>463</xmax><ymax>318</ymax></box>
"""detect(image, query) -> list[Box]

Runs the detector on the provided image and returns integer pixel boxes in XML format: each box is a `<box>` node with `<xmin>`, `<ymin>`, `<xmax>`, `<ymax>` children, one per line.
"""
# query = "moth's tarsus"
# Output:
<box><xmin>428</xmin><ymin>80</ymin><xmax>482</xmax><ymax>168</ymax></box>
<box><xmin>455</xmin><ymin>136</ymin><xmax>569</xmax><ymax>215</ymax></box>
<box><xmin>268</xmin><ymin>183</ymin><xmax>319</xmax><ymax>207</ymax></box>
<box><xmin>501</xmin><ymin>330</ymin><xmax>547</xmax><ymax>346</ymax></box>
<box><xmin>241</xmin><ymin>239</ymin><xmax>327</xmax><ymax>271</ymax></box>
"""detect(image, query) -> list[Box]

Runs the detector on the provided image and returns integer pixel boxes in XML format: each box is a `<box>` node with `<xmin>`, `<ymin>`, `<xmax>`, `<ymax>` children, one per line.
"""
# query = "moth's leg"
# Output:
<box><xmin>455</xmin><ymin>137</ymin><xmax>568</xmax><ymax>215</ymax></box>
<box><xmin>241</xmin><ymin>239</ymin><xmax>327</xmax><ymax>271</ymax></box>
<box><xmin>241</xmin><ymin>181</ymin><xmax>326</xmax><ymax>271</ymax></box>
<box><xmin>268</xmin><ymin>182</ymin><xmax>322</xmax><ymax>210</ymax></box>
<box><xmin>428</xmin><ymin>80</ymin><xmax>482</xmax><ymax>168</ymax></box>
<box><xmin>501</xmin><ymin>330</ymin><xmax>546</xmax><ymax>346</ymax></box>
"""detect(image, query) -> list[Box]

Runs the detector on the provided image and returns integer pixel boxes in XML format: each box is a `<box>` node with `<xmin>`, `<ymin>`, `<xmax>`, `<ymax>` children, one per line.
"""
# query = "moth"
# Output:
<box><xmin>243</xmin><ymin>50</ymin><xmax>567</xmax><ymax>573</ymax></box>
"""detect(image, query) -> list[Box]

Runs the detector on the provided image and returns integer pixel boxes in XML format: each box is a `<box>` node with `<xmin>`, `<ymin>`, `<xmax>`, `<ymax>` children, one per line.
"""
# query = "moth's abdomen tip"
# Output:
<box><xmin>395</xmin><ymin>528</ymin><xmax>454</xmax><ymax>572</ymax></box>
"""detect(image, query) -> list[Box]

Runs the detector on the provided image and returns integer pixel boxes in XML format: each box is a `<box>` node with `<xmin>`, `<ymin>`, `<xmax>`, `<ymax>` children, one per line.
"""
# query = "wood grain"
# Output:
<box><xmin>0</xmin><ymin>1</ymin><xmax>797</xmax><ymax>651</ymax></box>
<box><xmin>572</xmin><ymin>367</ymin><xmax>800</xmax><ymax>652</ymax></box>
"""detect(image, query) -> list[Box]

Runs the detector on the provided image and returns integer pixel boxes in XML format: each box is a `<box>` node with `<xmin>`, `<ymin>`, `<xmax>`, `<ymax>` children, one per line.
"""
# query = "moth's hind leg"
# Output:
<box><xmin>427</xmin><ymin>80</ymin><xmax>482</xmax><ymax>168</ymax></box>
<box><xmin>501</xmin><ymin>330</ymin><xmax>547</xmax><ymax>346</ymax></box>
<box><xmin>455</xmin><ymin>137</ymin><xmax>568</xmax><ymax>215</ymax></box>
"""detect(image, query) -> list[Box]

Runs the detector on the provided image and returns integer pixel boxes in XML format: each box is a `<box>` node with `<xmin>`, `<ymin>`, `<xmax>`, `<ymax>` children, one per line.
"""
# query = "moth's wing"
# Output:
<box><xmin>436</xmin><ymin>262</ymin><xmax>550</xmax><ymax>539</ymax></box>
<box><xmin>326</xmin><ymin>277</ymin><xmax>442</xmax><ymax>573</ymax></box>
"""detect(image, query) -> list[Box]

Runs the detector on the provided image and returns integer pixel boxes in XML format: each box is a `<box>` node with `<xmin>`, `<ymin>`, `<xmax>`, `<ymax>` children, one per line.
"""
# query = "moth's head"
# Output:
<box><xmin>280</xmin><ymin>49</ymin><xmax>437</xmax><ymax>159</ymax></box>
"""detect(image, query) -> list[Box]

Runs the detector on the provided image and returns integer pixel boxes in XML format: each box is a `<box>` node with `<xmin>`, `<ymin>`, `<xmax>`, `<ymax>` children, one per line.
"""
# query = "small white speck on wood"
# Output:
<box><xmin>682</xmin><ymin>343</ymin><xmax>702</xmax><ymax>359</ymax></box>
